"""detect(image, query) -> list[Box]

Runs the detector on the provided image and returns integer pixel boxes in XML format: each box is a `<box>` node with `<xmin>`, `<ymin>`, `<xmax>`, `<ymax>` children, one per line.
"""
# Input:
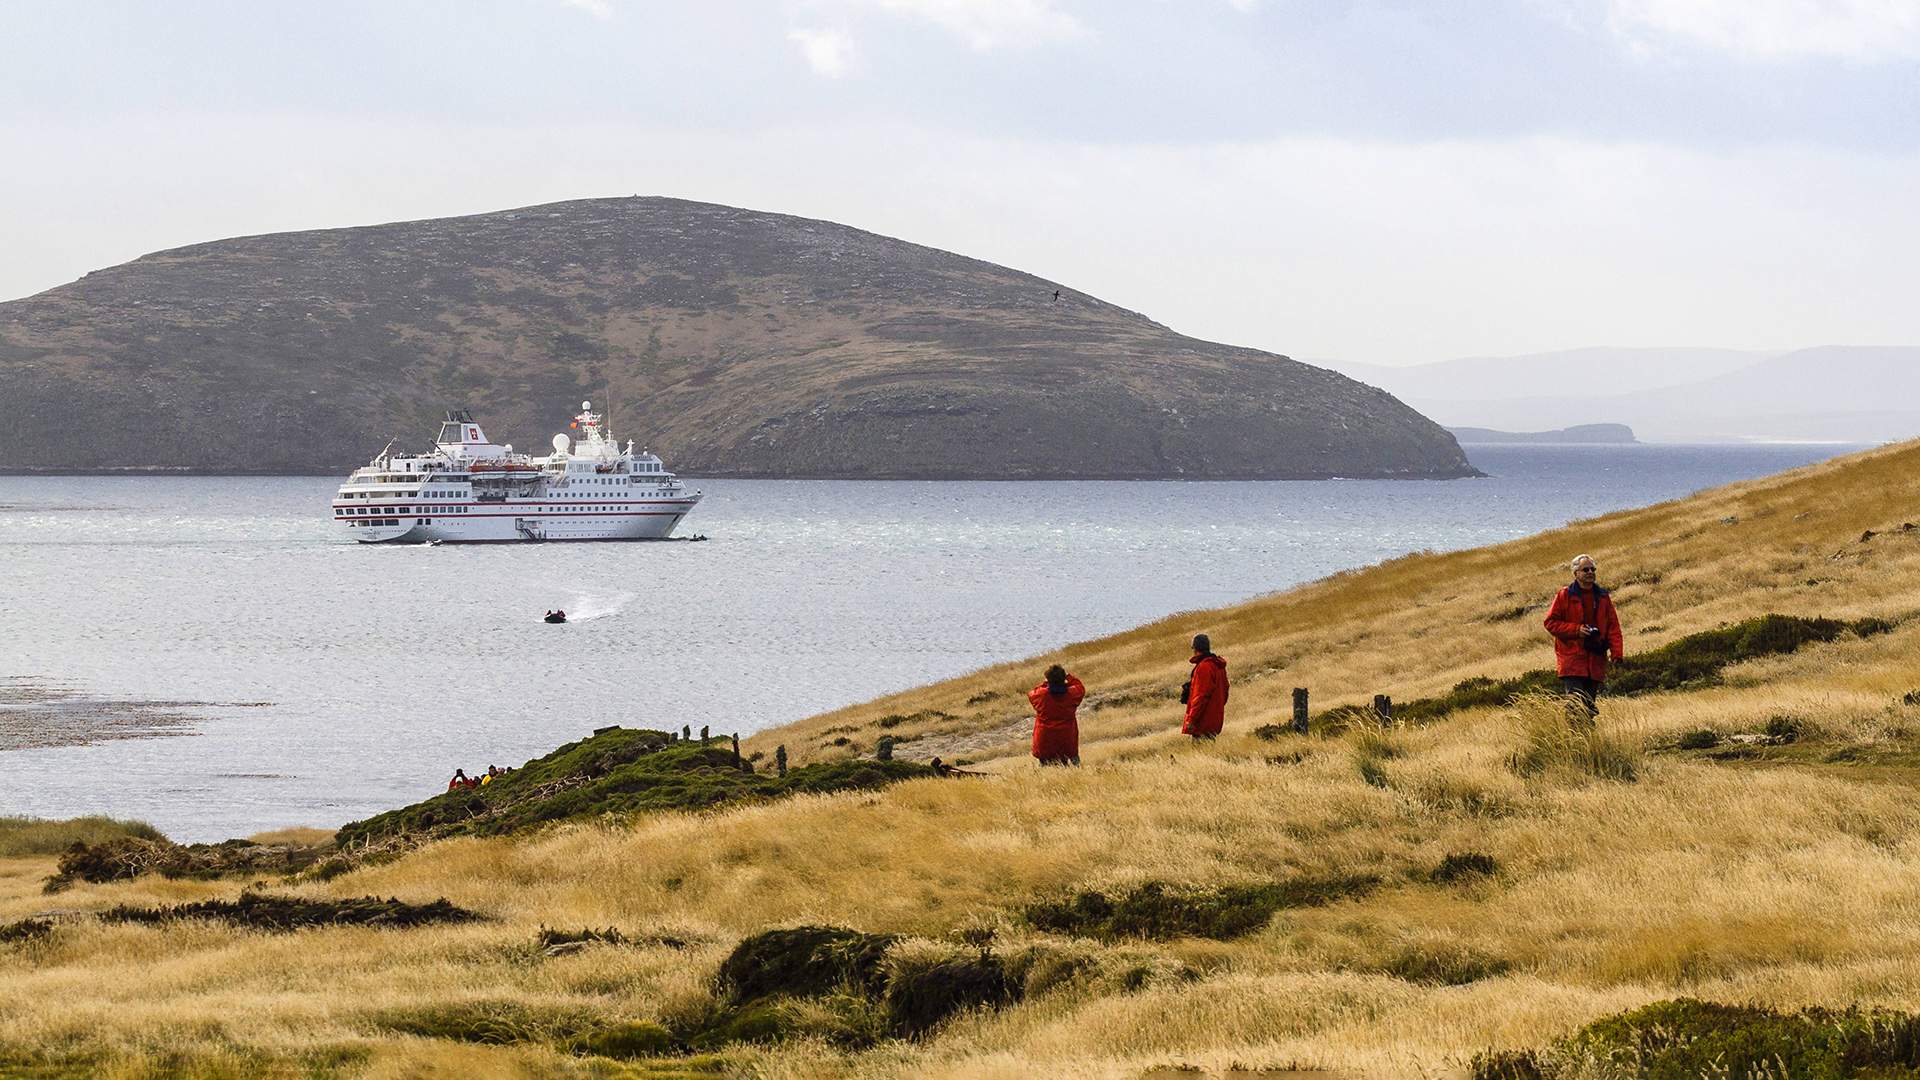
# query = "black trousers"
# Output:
<box><xmin>1559</xmin><ymin>676</ymin><xmax>1601</xmax><ymax>717</ymax></box>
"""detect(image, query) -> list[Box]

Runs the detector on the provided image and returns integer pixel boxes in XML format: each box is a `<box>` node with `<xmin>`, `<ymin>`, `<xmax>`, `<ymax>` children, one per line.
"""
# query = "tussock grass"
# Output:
<box><xmin>14</xmin><ymin>442</ymin><xmax>1920</xmax><ymax>1075</ymax></box>
<box><xmin>1505</xmin><ymin>694</ymin><xmax>1644</xmax><ymax>783</ymax></box>
<box><xmin>0</xmin><ymin>815</ymin><xmax>162</xmax><ymax>856</ymax></box>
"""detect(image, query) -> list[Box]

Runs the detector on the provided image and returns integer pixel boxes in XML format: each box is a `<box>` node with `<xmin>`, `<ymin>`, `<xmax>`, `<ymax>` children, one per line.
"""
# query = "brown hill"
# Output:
<box><xmin>0</xmin><ymin>197</ymin><xmax>1474</xmax><ymax>478</ymax></box>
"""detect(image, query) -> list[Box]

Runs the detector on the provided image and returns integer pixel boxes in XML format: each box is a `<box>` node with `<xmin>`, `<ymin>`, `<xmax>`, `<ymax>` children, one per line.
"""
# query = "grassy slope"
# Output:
<box><xmin>7</xmin><ymin>441</ymin><xmax>1920</xmax><ymax>1077</ymax></box>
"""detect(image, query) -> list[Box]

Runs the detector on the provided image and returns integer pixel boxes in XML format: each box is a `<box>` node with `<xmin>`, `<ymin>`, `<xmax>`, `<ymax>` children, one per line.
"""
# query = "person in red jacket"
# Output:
<box><xmin>1029</xmin><ymin>664</ymin><xmax>1085</xmax><ymax>765</ymax></box>
<box><xmin>1543</xmin><ymin>554</ymin><xmax>1624</xmax><ymax>718</ymax></box>
<box><xmin>1182</xmin><ymin>634</ymin><xmax>1228</xmax><ymax>739</ymax></box>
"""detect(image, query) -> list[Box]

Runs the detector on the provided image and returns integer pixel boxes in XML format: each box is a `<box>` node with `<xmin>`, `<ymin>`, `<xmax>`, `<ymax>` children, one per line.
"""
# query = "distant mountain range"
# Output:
<box><xmin>0</xmin><ymin>197</ymin><xmax>1473</xmax><ymax>479</ymax></box>
<box><xmin>1326</xmin><ymin>347</ymin><xmax>1920</xmax><ymax>443</ymax></box>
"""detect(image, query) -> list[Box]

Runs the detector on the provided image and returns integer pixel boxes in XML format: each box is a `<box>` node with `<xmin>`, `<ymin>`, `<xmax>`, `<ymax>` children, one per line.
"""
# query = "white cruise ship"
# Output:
<box><xmin>332</xmin><ymin>402</ymin><xmax>701</xmax><ymax>543</ymax></box>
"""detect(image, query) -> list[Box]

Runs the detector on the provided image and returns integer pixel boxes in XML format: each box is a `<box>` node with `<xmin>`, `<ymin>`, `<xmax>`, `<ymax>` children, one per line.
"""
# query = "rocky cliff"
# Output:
<box><xmin>0</xmin><ymin>197</ymin><xmax>1474</xmax><ymax>479</ymax></box>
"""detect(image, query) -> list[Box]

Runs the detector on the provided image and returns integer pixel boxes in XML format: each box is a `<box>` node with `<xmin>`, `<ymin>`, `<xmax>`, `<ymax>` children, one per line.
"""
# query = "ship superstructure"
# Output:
<box><xmin>332</xmin><ymin>402</ymin><xmax>700</xmax><ymax>543</ymax></box>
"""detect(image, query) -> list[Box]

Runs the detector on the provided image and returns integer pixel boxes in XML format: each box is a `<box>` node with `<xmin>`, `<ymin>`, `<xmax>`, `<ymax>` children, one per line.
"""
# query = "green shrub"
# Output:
<box><xmin>1564</xmin><ymin>997</ymin><xmax>1920</xmax><ymax>1079</ymax></box>
<box><xmin>715</xmin><ymin>926</ymin><xmax>896</xmax><ymax>1002</ymax></box>
<box><xmin>1676</xmin><ymin>729</ymin><xmax>1720</xmax><ymax>750</ymax></box>
<box><xmin>98</xmin><ymin>890</ymin><xmax>480</xmax><ymax>932</ymax></box>
<box><xmin>1468</xmin><ymin>1049</ymin><xmax>1547</xmax><ymax>1080</ymax></box>
<box><xmin>883</xmin><ymin>954</ymin><xmax>1019</xmax><ymax>1038</ymax></box>
<box><xmin>336</xmin><ymin>729</ymin><xmax>935</xmax><ymax>848</ymax></box>
<box><xmin>1025</xmin><ymin>876</ymin><xmax>1377</xmax><ymax>942</ymax></box>
<box><xmin>1764</xmin><ymin>715</ymin><xmax>1806</xmax><ymax>742</ymax></box>
<box><xmin>0</xmin><ymin>815</ymin><xmax>164</xmax><ymax>857</ymax></box>
<box><xmin>1431</xmin><ymin>852</ymin><xmax>1499</xmax><ymax>884</ymax></box>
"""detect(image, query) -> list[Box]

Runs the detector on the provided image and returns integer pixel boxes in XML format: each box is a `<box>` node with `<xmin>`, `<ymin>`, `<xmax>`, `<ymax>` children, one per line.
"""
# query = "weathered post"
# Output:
<box><xmin>682</xmin><ymin>724</ymin><xmax>692</xmax><ymax>741</ymax></box>
<box><xmin>1292</xmin><ymin>688</ymin><xmax>1310</xmax><ymax>734</ymax></box>
<box><xmin>877</xmin><ymin>735</ymin><xmax>894</xmax><ymax>761</ymax></box>
<box><xmin>731</xmin><ymin>733</ymin><xmax>741</xmax><ymax>766</ymax></box>
<box><xmin>700</xmin><ymin>724</ymin><xmax>709</xmax><ymax>743</ymax></box>
<box><xmin>1374</xmin><ymin>694</ymin><xmax>1394</xmax><ymax>728</ymax></box>
<box><xmin>775</xmin><ymin>745</ymin><xmax>788</xmax><ymax>777</ymax></box>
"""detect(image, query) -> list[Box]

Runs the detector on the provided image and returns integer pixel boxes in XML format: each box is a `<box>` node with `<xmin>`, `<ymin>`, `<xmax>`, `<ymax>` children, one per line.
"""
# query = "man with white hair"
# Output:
<box><xmin>1543</xmin><ymin>554</ymin><xmax>1624</xmax><ymax>718</ymax></box>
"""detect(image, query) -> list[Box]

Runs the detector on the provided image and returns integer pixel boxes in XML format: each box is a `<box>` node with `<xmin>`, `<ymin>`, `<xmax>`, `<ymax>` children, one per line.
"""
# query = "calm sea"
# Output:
<box><xmin>0</xmin><ymin>443</ymin><xmax>1863</xmax><ymax>841</ymax></box>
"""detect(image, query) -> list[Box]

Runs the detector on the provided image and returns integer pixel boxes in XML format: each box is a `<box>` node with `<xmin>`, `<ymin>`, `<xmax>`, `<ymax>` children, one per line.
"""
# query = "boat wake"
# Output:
<box><xmin>563</xmin><ymin>592</ymin><xmax>635</xmax><ymax>622</ymax></box>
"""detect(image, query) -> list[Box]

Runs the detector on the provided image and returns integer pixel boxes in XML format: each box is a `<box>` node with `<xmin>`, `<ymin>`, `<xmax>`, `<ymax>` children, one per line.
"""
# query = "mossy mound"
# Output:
<box><xmin>336</xmin><ymin>729</ymin><xmax>936</xmax><ymax>848</ymax></box>
<box><xmin>98</xmin><ymin>889</ymin><xmax>480</xmax><ymax>932</ymax></box>
<box><xmin>1025</xmin><ymin>876</ymin><xmax>1378</xmax><ymax>941</ymax></box>
<box><xmin>1327</xmin><ymin>613</ymin><xmax>1894</xmax><ymax>727</ymax></box>
<box><xmin>1472</xmin><ymin>997</ymin><xmax>1920</xmax><ymax>1079</ymax></box>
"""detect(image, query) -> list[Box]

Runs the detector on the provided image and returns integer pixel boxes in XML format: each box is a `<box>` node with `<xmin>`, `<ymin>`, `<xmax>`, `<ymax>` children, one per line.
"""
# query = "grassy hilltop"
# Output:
<box><xmin>8</xmin><ymin>440</ymin><xmax>1920</xmax><ymax>1077</ymax></box>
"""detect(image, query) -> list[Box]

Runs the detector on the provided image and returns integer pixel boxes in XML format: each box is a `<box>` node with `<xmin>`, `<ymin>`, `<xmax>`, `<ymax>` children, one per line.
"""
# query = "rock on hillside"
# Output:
<box><xmin>0</xmin><ymin>197</ymin><xmax>1474</xmax><ymax>478</ymax></box>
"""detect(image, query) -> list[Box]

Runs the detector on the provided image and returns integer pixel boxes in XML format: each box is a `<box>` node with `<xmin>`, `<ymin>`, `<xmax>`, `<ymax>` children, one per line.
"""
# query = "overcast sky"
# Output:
<box><xmin>3</xmin><ymin>0</ymin><xmax>1915</xmax><ymax>365</ymax></box>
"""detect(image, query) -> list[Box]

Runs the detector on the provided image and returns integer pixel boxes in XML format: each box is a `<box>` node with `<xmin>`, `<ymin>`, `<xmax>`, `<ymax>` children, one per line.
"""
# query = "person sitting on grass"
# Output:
<box><xmin>447</xmin><ymin>768</ymin><xmax>471</xmax><ymax>791</ymax></box>
<box><xmin>1029</xmin><ymin>663</ymin><xmax>1086</xmax><ymax>766</ymax></box>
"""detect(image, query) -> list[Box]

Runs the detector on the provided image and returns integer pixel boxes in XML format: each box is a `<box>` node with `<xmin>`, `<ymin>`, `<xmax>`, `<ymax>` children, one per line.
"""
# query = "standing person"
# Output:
<box><xmin>1182</xmin><ymin>634</ymin><xmax>1228</xmax><ymax>739</ymax></box>
<box><xmin>1544</xmin><ymin>554</ymin><xmax>1624</xmax><ymax>718</ymax></box>
<box><xmin>1029</xmin><ymin>664</ymin><xmax>1085</xmax><ymax>766</ymax></box>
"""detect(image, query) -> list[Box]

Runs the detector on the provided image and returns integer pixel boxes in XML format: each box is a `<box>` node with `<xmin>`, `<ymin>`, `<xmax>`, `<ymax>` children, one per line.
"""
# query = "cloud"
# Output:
<box><xmin>558</xmin><ymin>0</ymin><xmax>614</xmax><ymax>20</ymax></box>
<box><xmin>789</xmin><ymin>28</ymin><xmax>857</xmax><ymax>76</ymax></box>
<box><xmin>849</xmin><ymin>0</ymin><xmax>1086</xmax><ymax>51</ymax></box>
<box><xmin>1594</xmin><ymin>0</ymin><xmax>1920</xmax><ymax>60</ymax></box>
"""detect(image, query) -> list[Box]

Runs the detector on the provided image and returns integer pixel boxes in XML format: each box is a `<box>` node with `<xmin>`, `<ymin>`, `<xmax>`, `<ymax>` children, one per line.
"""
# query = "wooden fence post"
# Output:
<box><xmin>700</xmin><ymin>724</ymin><xmax>710</xmax><ymax>743</ymax></box>
<box><xmin>1373</xmin><ymin>694</ymin><xmax>1393</xmax><ymax>728</ymax></box>
<box><xmin>1292</xmin><ymin>687</ymin><xmax>1309</xmax><ymax>734</ymax></box>
<box><xmin>731</xmin><ymin>733</ymin><xmax>741</xmax><ymax>766</ymax></box>
<box><xmin>682</xmin><ymin>724</ymin><xmax>691</xmax><ymax>741</ymax></box>
<box><xmin>775</xmin><ymin>745</ymin><xmax>788</xmax><ymax>777</ymax></box>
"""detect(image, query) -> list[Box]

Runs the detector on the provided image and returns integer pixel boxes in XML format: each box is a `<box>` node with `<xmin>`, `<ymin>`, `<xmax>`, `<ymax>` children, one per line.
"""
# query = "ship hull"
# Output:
<box><xmin>340</xmin><ymin>501</ymin><xmax>697</xmax><ymax>543</ymax></box>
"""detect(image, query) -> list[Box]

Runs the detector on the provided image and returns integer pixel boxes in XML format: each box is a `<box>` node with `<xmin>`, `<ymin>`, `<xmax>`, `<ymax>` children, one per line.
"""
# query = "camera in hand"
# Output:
<box><xmin>1582</xmin><ymin>627</ymin><xmax>1608</xmax><ymax>656</ymax></box>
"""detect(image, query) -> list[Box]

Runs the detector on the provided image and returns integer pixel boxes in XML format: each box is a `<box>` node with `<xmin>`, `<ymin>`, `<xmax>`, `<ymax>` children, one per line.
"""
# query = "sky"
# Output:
<box><xmin>1</xmin><ymin>0</ymin><xmax>1916</xmax><ymax>366</ymax></box>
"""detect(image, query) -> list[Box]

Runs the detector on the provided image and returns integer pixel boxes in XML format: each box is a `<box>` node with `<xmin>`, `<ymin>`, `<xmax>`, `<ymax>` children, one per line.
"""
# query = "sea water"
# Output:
<box><xmin>0</xmin><ymin>443</ymin><xmax>1864</xmax><ymax>840</ymax></box>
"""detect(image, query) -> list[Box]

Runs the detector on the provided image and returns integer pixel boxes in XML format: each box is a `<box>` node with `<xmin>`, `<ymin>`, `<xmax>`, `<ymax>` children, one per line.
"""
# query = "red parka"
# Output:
<box><xmin>1544</xmin><ymin>581</ymin><xmax>1624</xmax><ymax>679</ymax></box>
<box><xmin>1029</xmin><ymin>675</ymin><xmax>1085</xmax><ymax>761</ymax></box>
<box><xmin>1182</xmin><ymin>653</ymin><xmax>1228</xmax><ymax>736</ymax></box>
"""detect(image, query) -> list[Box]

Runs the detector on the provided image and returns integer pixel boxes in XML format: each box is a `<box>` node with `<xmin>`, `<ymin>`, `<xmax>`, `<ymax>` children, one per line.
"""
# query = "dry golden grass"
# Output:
<box><xmin>10</xmin><ymin>440</ymin><xmax>1920</xmax><ymax>1077</ymax></box>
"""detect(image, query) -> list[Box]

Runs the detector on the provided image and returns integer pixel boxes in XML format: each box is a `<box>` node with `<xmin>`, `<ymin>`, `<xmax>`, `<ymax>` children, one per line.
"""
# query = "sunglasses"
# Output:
<box><xmin>1576</xmin><ymin>566</ymin><xmax>1598</xmax><ymax>573</ymax></box>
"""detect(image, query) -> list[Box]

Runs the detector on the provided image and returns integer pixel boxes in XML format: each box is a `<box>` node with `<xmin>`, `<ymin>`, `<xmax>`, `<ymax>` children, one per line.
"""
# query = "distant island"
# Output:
<box><xmin>0</xmin><ymin>197</ymin><xmax>1475</xmax><ymax>480</ymax></box>
<box><xmin>1448</xmin><ymin>423</ymin><xmax>1638</xmax><ymax>445</ymax></box>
